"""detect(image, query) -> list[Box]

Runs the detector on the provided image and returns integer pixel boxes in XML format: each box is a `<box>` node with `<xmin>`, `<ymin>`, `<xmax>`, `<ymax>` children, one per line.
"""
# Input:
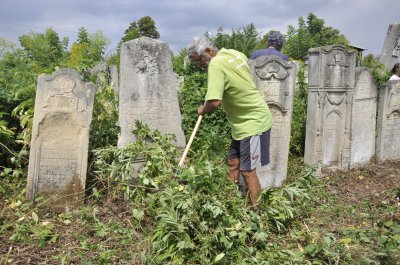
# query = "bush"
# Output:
<box><xmin>290</xmin><ymin>61</ymin><xmax>308</xmax><ymax>156</ymax></box>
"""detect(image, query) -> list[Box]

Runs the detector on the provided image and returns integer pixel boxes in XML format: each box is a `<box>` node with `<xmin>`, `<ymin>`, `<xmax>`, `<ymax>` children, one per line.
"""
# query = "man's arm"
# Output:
<box><xmin>197</xmin><ymin>99</ymin><xmax>221</xmax><ymax>115</ymax></box>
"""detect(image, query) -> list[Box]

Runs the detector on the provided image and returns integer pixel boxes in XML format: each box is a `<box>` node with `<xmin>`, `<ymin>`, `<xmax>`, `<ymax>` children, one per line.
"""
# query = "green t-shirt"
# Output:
<box><xmin>205</xmin><ymin>48</ymin><xmax>272</xmax><ymax>140</ymax></box>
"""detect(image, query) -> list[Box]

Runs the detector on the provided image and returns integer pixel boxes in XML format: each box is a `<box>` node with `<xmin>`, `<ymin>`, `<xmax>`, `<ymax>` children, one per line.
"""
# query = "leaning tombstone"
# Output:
<box><xmin>118</xmin><ymin>37</ymin><xmax>186</xmax><ymax>148</ymax></box>
<box><xmin>376</xmin><ymin>80</ymin><xmax>400</xmax><ymax>162</ymax></box>
<box><xmin>350</xmin><ymin>67</ymin><xmax>377</xmax><ymax>167</ymax></box>
<box><xmin>26</xmin><ymin>69</ymin><xmax>95</xmax><ymax>212</ymax></box>
<box><xmin>379</xmin><ymin>23</ymin><xmax>400</xmax><ymax>70</ymax></box>
<box><xmin>249</xmin><ymin>55</ymin><xmax>296</xmax><ymax>188</ymax></box>
<box><xmin>304</xmin><ymin>45</ymin><xmax>356</xmax><ymax>170</ymax></box>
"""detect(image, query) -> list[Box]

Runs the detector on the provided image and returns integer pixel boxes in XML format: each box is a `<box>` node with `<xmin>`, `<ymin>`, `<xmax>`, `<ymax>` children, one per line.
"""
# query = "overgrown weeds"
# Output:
<box><xmin>2</xmin><ymin>122</ymin><xmax>400</xmax><ymax>264</ymax></box>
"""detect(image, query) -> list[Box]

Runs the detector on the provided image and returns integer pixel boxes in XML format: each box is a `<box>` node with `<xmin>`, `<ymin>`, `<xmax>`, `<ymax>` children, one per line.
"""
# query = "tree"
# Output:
<box><xmin>0</xmin><ymin>37</ymin><xmax>16</xmax><ymax>59</ymax></box>
<box><xmin>283</xmin><ymin>13</ymin><xmax>349</xmax><ymax>60</ymax></box>
<box><xmin>68</xmin><ymin>28</ymin><xmax>110</xmax><ymax>71</ymax></box>
<box><xmin>121</xmin><ymin>16</ymin><xmax>160</xmax><ymax>44</ymax></box>
<box><xmin>18</xmin><ymin>28</ymin><xmax>68</xmax><ymax>71</ymax></box>
<box><xmin>137</xmin><ymin>16</ymin><xmax>160</xmax><ymax>39</ymax></box>
<box><xmin>212</xmin><ymin>24</ymin><xmax>264</xmax><ymax>58</ymax></box>
<box><xmin>77</xmin><ymin>27</ymin><xmax>90</xmax><ymax>44</ymax></box>
<box><xmin>121</xmin><ymin>22</ymin><xmax>141</xmax><ymax>43</ymax></box>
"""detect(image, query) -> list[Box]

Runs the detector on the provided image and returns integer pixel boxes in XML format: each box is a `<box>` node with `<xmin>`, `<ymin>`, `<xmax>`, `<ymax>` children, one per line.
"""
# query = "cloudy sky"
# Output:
<box><xmin>0</xmin><ymin>0</ymin><xmax>399</xmax><ymax>56</ymax></box>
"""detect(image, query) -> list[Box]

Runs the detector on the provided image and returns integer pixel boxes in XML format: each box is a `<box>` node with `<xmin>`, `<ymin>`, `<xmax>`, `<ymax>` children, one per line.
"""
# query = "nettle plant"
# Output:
<box><xmin>92</xmin><ymin>120</ymin><xmax>320</xmax><ymax>263</ymax></box>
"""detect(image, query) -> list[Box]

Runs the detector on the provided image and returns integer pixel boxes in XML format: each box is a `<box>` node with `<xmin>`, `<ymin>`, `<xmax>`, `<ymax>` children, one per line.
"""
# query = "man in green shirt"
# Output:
<box><xmin>187</xmin><ymin>36</ymin><xmax>273</xmax><ymax>207</ymax></box>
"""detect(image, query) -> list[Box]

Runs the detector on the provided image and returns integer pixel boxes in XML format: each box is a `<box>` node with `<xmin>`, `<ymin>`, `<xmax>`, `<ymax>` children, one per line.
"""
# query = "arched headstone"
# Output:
<box><xmin>26</xmin><ymin>69</ymin><xmax>95</xmax><ymax>211</ymax></box>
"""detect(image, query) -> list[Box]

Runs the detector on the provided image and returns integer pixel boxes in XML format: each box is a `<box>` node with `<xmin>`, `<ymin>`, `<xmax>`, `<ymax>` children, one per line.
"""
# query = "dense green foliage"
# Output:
<box><xmin>283</xmin><ymin>13</ymin><xmax>349</xmax><ymax>60</ymax></box>
<box><xmin>213</xmin><ymin>24</ymin><xmax>264</xmax><ymax>58</ymax></box>
<box><xmin>120</xmin><ymin>16</ymin><xmax>160</xmax><ymax>44</ymax></box>
<box><xmin>92</xmin><ymin>122</ymin><xmax>323</xmax><ymax>264</ymax></box>
<box><xmin>68</xmin><ymin>27</ymin><xmax>110</xmax><ymax>72</ymax></box>
<box><xmin>290</xmin><ymin>62</ymin><xmax>308</xmax><ymax>156</ymax></box>
<box><xmin>361</xmin><ymin>54</ymin><xmax>392</xmax><ymax>88</ymax></box>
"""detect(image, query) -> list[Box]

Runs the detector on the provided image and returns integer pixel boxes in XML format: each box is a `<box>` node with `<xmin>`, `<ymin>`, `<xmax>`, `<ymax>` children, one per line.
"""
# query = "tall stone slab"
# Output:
<box><xmin>350</xmin><ymin>67</ymin><xmax>377</xmax><ymax>167</ymax></box>
<box><xmin>110</xmin><ymin>65</ymin><xmax>119</xmax><ymax>94</ymax></box>
<box><xmin>304</xmin><ymin>45</ymin><xmax>356</xmax><ymax>169</ymax></box>
<box><xmin>249</xmin><ymin>55</ymin><xmax>296</xmax><ymax>188</ymax></box>
<box><xmin>376</xmin><ymin>80</ymin><xmax>400</xmax><ymax>162</ymax></box>
<box><xmin>26</xmin><ymin>69</ymin><xmax>95</xmax><ymax>211</ymax></box>
<box><xmin>379</xmin><ymin>23</ymin><xmax>400</xmax><ymax>69</ymax></box>
<box><xmin>118</xmin><ymin>37</ymin><xmax>185</xmax><ymax>148</ymax></box>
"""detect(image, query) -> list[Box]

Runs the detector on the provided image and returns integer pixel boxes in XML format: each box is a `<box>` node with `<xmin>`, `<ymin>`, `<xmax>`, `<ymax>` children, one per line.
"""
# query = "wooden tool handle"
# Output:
<box><xmin>178</xmin><ymin>115</ymin><xmax>203</xmax><ymax>166</ymax></box>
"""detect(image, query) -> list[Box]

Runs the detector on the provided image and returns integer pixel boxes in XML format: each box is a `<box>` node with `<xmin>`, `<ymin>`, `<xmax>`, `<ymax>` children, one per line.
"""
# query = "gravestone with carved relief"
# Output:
<box><xmin>304</xmin><ymin>45</ymin><xmax>356</xmax><ymax>169</ymax></box>
<box><xmin>26</xmin><ymin>69</ymin><xmax>95</xmax><ymax>211</ymax></box>
<box><xmin>249</xmin><ymin>55</ymin><xmax>296</xmax><ymax>188</ymax></box>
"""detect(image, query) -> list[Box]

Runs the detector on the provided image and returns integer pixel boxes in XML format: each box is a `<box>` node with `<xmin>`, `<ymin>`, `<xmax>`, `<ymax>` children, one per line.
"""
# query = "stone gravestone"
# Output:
<box><xmin>109</xmin><ymin>65</ymin><xmax>119</xmax><ymax>94</ymax></box>
<box><xmin>249</xmin><ymin>55</ymin><xmax>296</xmax><ymax>188</ymax></box>
<box><xmin>118</xmin><ymin>37</ymin><xmax>185</xmax><ymax>148</ymax></box>
<box><xmin>379</xmin><ymin>23</ymin><xmax>400</xmax><ymax>70</ymax></box>
<box><xmin>26</xmin><ymin>69</ymin><xmax>95</xmax><ymax>211</ymax></box>
<box><xmin>89</xmin><ymin>61</ymin><xmax>107</xmax><ymax>87</ymax></box>
<box><xmin>376</xmin><ymin>80</ymin><xmax>400</xmax><ymax>162</ymax></box>
<box><xmin>350</xmin><ymin>67</ymin><xmax>377</xmax><ymax>167</ymax></box>
<box><xmin>304</xmin><ymin>45</ymin><xmax>356</xmax><ymax>169</ymax></box>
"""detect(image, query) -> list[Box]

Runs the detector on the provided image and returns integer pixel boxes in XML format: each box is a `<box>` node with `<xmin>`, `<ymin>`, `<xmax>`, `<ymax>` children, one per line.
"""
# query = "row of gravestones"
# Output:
<box><xmin>303</xmin><ymin>45</ymin><xmax>400</xmax><ymax>169</ymax></box>
<box><xmin>26</xmin><ymin>37</ymin><xmax>186</xmax><ymax>212</ymax></box>
<box><xmin>26</xmin><ymin>37</ymin><xmax>400</xmax><ymax>212</ymax></box>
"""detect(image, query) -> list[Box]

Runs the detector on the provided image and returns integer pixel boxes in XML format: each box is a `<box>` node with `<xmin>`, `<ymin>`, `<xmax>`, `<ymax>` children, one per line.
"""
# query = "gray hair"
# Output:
<box><xmin>187</xmin><ymin>36</ymin><xmax>216</xmax><ymax>56</ymax></box>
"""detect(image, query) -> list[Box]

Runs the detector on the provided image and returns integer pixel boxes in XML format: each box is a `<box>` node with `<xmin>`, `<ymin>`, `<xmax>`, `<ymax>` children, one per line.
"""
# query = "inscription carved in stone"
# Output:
<box><xmin>26</xmin><ymin>69</ymin><xmax>95</xmax><ymax>212</ymax></box>
<box><xmin>323</xmin><ymin>111</ymin><xmax>341</xmax><ymax>165</ymax></box>
<box><xmin>304</xmin><ymin>45</ymin><xmax>356</xmax><ymax>169</ymax></box>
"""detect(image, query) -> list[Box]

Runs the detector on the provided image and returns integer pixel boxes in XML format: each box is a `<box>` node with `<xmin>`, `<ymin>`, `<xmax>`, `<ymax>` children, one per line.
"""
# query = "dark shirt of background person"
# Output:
<box><xmin>250</xmin><ymin>31</ymin><xmax>289</xmax><ymax>61</ymax></box>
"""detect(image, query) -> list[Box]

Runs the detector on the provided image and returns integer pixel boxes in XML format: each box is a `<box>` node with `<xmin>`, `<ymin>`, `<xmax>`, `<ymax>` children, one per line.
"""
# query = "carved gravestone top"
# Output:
<box><xmin>379</xmin><ymin>23</ymin><xmax>400</xmax><ymax>70</ymax></box>
<box><xmin>118</xmin><ymin>37</ymin><xmax>186</xmax><ymax>148</ymax></box>
<box><xmin>26</xmin><ymin>69</ymin><xmax>95</xmax><ymax>212</ymax></box>
<box><xmin>305</xmin><ymin>45</ymin><xmax>356</xmax><ymax>169</ymax></box>
<box><xmin>308</xmin><ymin>45</ymin><xmax>356</xmax><ymax>89</ymax></box>
<box><xmin>251</xmin><ymin>55</ymin><xmax>293</xmax><ymax>112</ymax></box>
<box><xmin>249</xmin><ymin>55</ymin><xmax>296</xmax><ymax>188</ymax></box>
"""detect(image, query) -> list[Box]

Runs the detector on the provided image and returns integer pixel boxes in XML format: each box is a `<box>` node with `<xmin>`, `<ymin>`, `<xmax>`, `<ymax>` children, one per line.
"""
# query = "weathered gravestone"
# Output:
<box><xmin>350</xmin><ymin>67</ymin><xmax>377</xmax><ymax>167</ymax></box>
<box><xmin>376</xmin><ymin>80</ymin><xmax>400</xmax><ymax>162</ymax></box>
<box><xmin>379</xmin><ymin>23</ymin><xmax>400</xmax><ymax>70</ymax></box>
<box><xmin>118</xmin><ymin>37</ymin><xmax>185</xmax><ymax>148</ymax></box>
<box><xmin>26</xmin><ymin>69</ymin><xmax>95</xmax><ymax>211</ymax></box>
<box><xmin>109</xmin><ymin>65</ymin><xmax>119</xmax><ymax>94</ymax></box>
<box><xmin>304</xmin><ymin>45</ymin><xmax>356</xmax><ymax>169</ymax></box>
<box><xmin>249</xmin><ymin>55</ymin><xmax>296</xmax><ymax>188</ymax></box>
<box><xmin>89</xmin><ymin>61</ymin><xmax>107</xmax><ymax>87</ymax></box>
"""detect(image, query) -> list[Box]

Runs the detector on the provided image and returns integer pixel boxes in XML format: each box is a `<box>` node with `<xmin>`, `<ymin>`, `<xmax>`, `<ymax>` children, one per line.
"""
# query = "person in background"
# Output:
<box><xmin>250</xmin><ymin>30</ymin><xmax>289</xmax><ymax>61</ymax></box>
<box><xmin>187</xmin><ymin>36</ymin><xmax>273</xmax><ymax>208</ymax></box>
<box><xmin>389</xmin><ymin>62</ymin><xmax>400</xmax><ymax>80</ymax></box>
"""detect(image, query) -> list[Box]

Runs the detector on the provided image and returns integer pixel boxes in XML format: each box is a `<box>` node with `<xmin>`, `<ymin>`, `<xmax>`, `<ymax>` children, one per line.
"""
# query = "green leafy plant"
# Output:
<box><xmin>289</xmin><ymin>61</ymin><xmax>308</xmax><ymax>156</ymax></box>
